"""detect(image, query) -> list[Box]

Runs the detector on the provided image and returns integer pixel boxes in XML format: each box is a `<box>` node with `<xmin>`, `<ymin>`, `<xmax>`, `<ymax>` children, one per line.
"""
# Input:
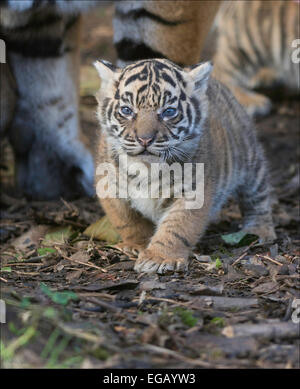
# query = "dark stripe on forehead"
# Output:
<box><xmin>124</xmin><ymin>68</ymin><xmax>148</xmax><ymax>86</ymax></box>
<box><xmin>161</xmin><ymin>72</ymin><xmax>176</xmax><ymax>88</ymax></box>
<box><xmin>121</xmin><ymin>91</ymin><xmax>134</xmax><ymax>105</ymax></box>
<box><xmin>123</xmin><ymin>59</ymin><xmax>154</xmax><ymax>73</ymax></box>
<box><xmin>173</xmin><ymin>69</ymin><xmax>186</xmax><ymax>87</ymax></box>
<box><xmin>136</xmin><ymin>84</ymin><xmax>148</xmax><ymax>105</ymax></box>
<box><xmin>168</xmin><ymin>96</ymin><xmax>178</xmax><ymax>105</ymax></box>
<box><xmin>153</xmin><ymin>60</ymin><xmax>175</xmax><ymax>73</ymax></box>
<box><xmin>162</xmin><ymin>90</ymin><xmax>172</xmax><ymax>106</ymax></box>
<box><xmin>152</xmin><ymin>83</ymin><xmax>160</xmax><ymax>94</ymax></box>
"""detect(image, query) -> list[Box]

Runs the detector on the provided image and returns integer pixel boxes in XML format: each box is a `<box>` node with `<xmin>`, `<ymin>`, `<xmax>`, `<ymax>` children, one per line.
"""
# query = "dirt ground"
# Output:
<box><xmin>1</xmin><ymin>4</ymin><xmax>299</xmax><ymax>369</ymax></box>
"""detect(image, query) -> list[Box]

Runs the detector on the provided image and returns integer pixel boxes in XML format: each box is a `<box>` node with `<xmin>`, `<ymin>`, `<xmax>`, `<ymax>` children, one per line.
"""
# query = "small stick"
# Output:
<box><xmin>0</xmin><ymin>276</ymin><xmax>8</xmax><ymax>283</ymax></box>
<box><xmin>232</xmin><ymin>239</ymin><xmax>259</xmax><ymax>266</ymax></box>
<box><xmin>222</xmin><ymin>321</ymin><xmax>299</xmax><ymax>339</ymax></box>
<box><xmin>56</xmin><ymin>246</ymin><xmax>107</xmax><ymax>273</ymax></box>
<box><xmin>2</xmin><ymin>262</ymin><xmax>44</xmax><ymax>267</ymax></box>
<box><xmin>134</xmin><ymin>296</ymin><xmax>189</xmax><ymax>307</ymax></box>
<box><xmin>143</xmin><ymin>344</ymin><xmax>225</xmax><ymax>368</ymax></box>
<box><xmin>78</xmin><ymin>292</ymin><xmax>115</xmax><ymax>300</ymax></box>
<box><xmin>11</xmin><ymin>270</ymin><xmax>40</xmax><ymax>276</ymax></box>
<box><xmin>86</xmin><ymin>297</ymin><xmax>121</xmax><ymax>313</ymax></box>
<box><xmin>257</xmin><ymin>254</ymin><xmax>283</xmax><ymax>266</ymax></box>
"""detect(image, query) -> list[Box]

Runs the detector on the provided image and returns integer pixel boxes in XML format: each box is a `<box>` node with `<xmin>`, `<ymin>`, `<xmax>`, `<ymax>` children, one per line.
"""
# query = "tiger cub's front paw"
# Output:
<box><xmin>134</xmin><ymin>249</ymin><xmax>188</xmax><ymax>274</ymax></box>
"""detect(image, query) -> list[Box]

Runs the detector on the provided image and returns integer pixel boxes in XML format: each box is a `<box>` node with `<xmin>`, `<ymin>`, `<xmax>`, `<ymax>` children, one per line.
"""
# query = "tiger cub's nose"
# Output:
<box><xmin>137</xmin><ymin>136</ymin><xmax>155</xmax><ymax>147</ymax></box>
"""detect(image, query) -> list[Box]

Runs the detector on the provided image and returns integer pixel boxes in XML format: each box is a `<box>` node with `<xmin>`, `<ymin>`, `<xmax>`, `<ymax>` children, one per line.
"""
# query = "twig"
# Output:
<box><xmin>86</xmin><ymin>297</ymin><xmax>121</xmax><ymax>313</ymax></box>
<box><xmin>11</xmin><ymin>270</ymin><xmax>40</xmax><ymax>276</ymax></box>
<box><xmin>222</xmin><ymin>321</ymin><xmax>299</xmax><ymax>339</ymax></box>
<box><xmin>133</xmin><ymin>296</ymin><xmax>189</xmax><ymax>307</ymax></box>
<box><xmin>55</xmin><ymin>246</ymin><xmax>107</xmax><ymax>273</ymax></box>
<box><xmin>189</xmin><ymin>296</ymin><xmax>258</xmax><ymax>311</ymax></box>
<box><xmin>257</xmin><ymin>254</ymin><xmax>283</xmax><ymax>266</ymax></box>
<box><xmin>78</xmin><ymin>292</ymin><xmax>115</xmax><ymax>300</ymax></box>
<box><xmin>232</xmin><ymin>239</ymin><xmax>259</xmax><ymax>266</ymax></box>
<box><xmin>143</xmin><ymin>344</ymin><xmax>224</xmax><ymax>368</ymax></box>
<box><xmin>0</xmin><ymin>276</ymin><xmax>8</xmax><ymax>283</ymax></box>
<box><xmin>3</xmin><ymin>262</ymin><xmax>43</xmax><ymax>267</ymax></box>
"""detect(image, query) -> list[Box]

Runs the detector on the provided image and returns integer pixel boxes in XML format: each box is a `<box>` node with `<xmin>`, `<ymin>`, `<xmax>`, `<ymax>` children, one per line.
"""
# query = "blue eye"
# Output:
<box><xmin>161</xmin><ymin>107</ymin><xmax>177</xmax><ymax>119</ymax></box>
<box><xmin>120</xmin><ymin>106</ymin><xmax>133</xmax><ymax>116</ymax></box>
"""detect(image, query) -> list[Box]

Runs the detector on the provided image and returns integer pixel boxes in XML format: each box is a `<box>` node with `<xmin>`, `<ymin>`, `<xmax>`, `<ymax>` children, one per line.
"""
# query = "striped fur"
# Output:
<box><xmin>1</xmin><ymin>0</ymin><xmax>221</xmax><ymax>199</ymax></box>
<box><xmin>114</xmin><ymin>1</ymin><xmax>221</xmax><ymax>67</ymax></box>
<box><xmin>1</xmin><ymin>4</ymin><xmax>95</xmax><ymax>199</ymax></box>
<box><xmin>95</xmin><ymin>58</ymin><xmax>276</xmax><ymax>274</ymax></box>
<box><xmin>213</xmin><ymin>0</ymin><xmax>300</xmax><ymax>117</ymax></box>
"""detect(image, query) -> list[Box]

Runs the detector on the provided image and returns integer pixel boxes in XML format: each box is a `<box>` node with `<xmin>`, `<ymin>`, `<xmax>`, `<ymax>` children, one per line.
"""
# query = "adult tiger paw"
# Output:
<box><xmin>134</xmin><ymin>249</ymin><xmax>188</xmax><ymax>274</ymax></box>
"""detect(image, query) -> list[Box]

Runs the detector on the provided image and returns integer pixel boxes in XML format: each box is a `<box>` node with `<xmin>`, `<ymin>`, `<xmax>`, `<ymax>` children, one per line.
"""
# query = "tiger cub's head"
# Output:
<box><xmin>95</xmin><ymin>58</ymin><xmax>212</xmax><ymax>163</ymax></box>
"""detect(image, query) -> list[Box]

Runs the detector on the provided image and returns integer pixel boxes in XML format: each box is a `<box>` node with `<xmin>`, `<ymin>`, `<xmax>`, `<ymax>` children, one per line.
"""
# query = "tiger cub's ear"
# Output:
<box><xmin>94</xmin><ymin>60</ymin><xmax>121</xmax><ymax>90</ymax></box>
<box><xmin>185</xmin><ymin>61</ymin><xmax>213</xmax><ymax>94</ymax></box>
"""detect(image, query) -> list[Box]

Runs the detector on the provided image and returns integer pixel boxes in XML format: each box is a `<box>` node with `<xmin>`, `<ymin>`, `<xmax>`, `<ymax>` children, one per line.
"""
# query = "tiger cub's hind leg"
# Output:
<box><xmin>238</xmin><ymin>162</ymin><xmax>276</xmax><ymax>244</ymax></box>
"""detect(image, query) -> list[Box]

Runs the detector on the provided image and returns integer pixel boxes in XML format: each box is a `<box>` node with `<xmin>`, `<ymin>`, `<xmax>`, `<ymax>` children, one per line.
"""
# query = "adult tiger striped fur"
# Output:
<box><xmin>114</xmin><ymin>1</ymin><xmax>221</xmax><ymax>67</ymax></box>
<box><xmin>94</xmin><ymin>58</ymin><xmax>276</xmax><ymax>274</ymax></box>
<box><xmin>0</xmin><ymin>0</ymin><xmax>221</xmax><ymax>199</ymax></box>
<box><xmin>0</xmin><ymin>2</ymin><xmax>97</xmax><ymax>199</ymax></box>
<box><xmin>213</xmin><ymin>0</ymin><xmax>300</xmax><ymax>118</ymax></box>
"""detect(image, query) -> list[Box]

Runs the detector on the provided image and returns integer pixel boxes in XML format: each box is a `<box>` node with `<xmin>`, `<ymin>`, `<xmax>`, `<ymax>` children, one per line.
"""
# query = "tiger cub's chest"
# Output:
<box><xmin>120</xmin><ymin>157</ymin><xmax>170</xmax><ymax>224</ymax></box>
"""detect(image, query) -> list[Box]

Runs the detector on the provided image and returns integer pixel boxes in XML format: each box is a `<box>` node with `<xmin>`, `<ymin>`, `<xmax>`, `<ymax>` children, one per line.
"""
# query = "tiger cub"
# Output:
<box><xmin>94</xmin><ymin>58</ymin><xmax>276</xmax><ymax>274</ymax></box>
<box><xmin>213</xmin><ymin>0</ymin><xmax>299</xmax><ymax>117</ymax></box>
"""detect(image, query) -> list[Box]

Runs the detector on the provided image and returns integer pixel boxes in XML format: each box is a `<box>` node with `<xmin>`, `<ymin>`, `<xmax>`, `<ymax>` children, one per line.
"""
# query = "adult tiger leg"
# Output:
<box><xmin>4</xmin><ymin>15</ymin><xmax>94</xmax><ymax>200</ymax></box>
<box><xmin>0</xmin><ymin>62</ymin><xmax>16</xmax><ymax>137</ymax></box>
<box><xmin>114</xmin><ymin>0</ymin><xmax>222</xmax><ymax>67</ymax></box>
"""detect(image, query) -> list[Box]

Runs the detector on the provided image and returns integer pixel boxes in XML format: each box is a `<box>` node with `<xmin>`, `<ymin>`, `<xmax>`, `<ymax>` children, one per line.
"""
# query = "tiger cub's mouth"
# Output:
<box><xmin>139</xmin><ymin>150</ymin><xmax>151</xmax><ymax>156</ymax></box>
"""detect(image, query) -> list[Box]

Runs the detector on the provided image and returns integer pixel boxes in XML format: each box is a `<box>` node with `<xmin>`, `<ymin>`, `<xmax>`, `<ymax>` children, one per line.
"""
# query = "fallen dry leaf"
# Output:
<box><xmin>84</xmin><ymin>216</ymin><xmax>120</xmax><ymax>244</ymax></box>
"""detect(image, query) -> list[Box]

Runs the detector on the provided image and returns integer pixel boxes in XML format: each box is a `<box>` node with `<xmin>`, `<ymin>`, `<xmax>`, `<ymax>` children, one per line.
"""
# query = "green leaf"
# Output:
<box><xmin>42</xmin><ymin>307</ymin><xmax>58</xmax><ymax>320</ymax></box>
<box><xmin>84</xmin><ymin>216</ymin><xmax>121</xmax><ymax>244</ymax></box>
<box><xmin>40</xmin><ymin>282</ymin><xmax>78</xmax><ymax>306</ymax></box>
<box><xmin>37</xmin><ymin>247</ymin><xmax>56</xmax><ymax>256</ymax></box>
<box><xmin>20</xmin><ymin>297</ymin><xmax>31</xmax><ymax>309</ymax></box>
<box><xmin>173</xmin><ymin>307</ymin><xmax>198</xmax><ymax>328</ymax></box>
<box><xmin>1</xmin><ymin>267</ymin><xmax>12</xmax><ymax>272</ymax></box>
<box><xmin>210</xmin><ymin>317</ymin><xmax>226</xmax><ymax>327</ymax></box>
<box><xmin>42</xmin><ymin>226</ymin><xmax>74</xmax><ymax>246</ymax></box>
<box><xmin>215</xmin><ymin>258</ymin><xmax>222</xmax><ymax>270</ymax></box>
<box><xmin>221</xmin><ymin>231</ymin><xmax>258</xmax><ymax>247</ymax></box>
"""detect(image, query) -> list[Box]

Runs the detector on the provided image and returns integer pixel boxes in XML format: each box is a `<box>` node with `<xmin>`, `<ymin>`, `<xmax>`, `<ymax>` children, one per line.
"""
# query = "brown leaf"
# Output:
<box><xmin>12</xmin><ymin>225</ymin><xmax>49</xmax><ymax>252</ymax></box>
<box><xmin>252</xmin><ymin>281</ymin><xmax>279</xmax><ymax>294</ymax></box>
<box><xmin>70</xmin><ymin>250</ymin><xmax>90</xmax><ymax>263</ymax></box>
<box><xmin>84</xmin><ymin>216</ymin><xmax>121</xmax><ymax>244</ymax></box>
<box><xmin>66</xmin><ymin>269</ymin><xmax>84</xmax><ymax>281</ymax></box>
